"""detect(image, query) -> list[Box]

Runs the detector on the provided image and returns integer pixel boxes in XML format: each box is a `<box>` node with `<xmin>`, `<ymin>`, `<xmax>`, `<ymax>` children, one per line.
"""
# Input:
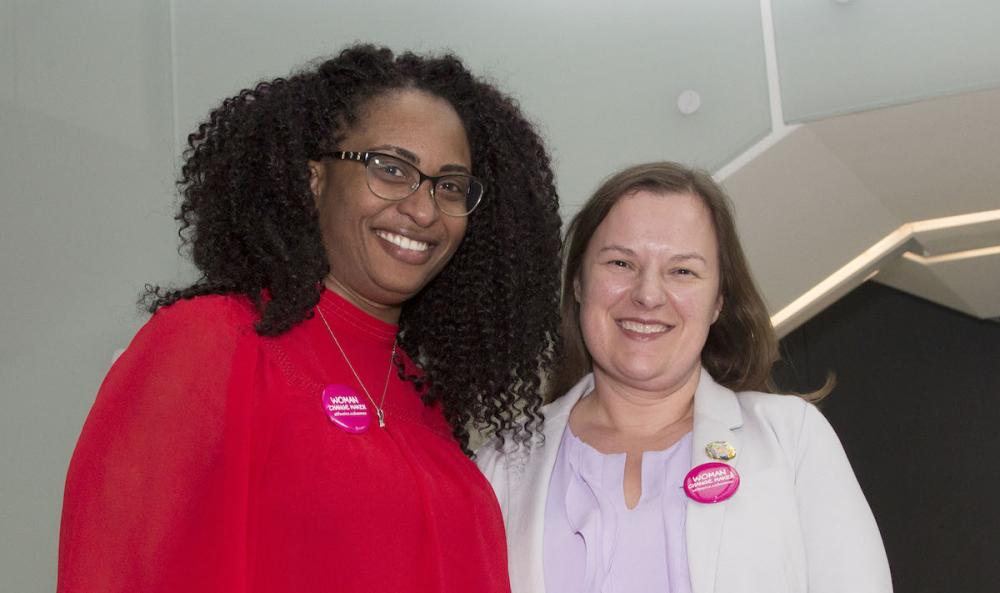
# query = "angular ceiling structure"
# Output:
<box><xmin>723</xmin><ymin>88</ymin><xmax>1000</xmax><ymax>336</ymax></box>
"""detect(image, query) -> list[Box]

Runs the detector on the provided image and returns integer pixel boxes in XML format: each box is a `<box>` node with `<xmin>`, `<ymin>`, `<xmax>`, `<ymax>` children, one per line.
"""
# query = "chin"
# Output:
<box><xmin>612</xmin><ymin>361</ymin><xmax>700</xmax><ymax>392</ymax></box>
<box><xmin>613</xmin><ymin>357</ymin><xmax>670</xmax><ymax>379</ymax></box>
<box><xmin>610</xmin><ymin>366</ymin><xmax>669</xmax><ymax>386</ymax></box>
<box><xmin>374</xmin><ymin>276</ymin><xmax>433</xmax><ymax>302</ymax></box>
<box><xmin>387</xmin><ymin>262</ymin><xmax>445</xmax><ymax>286</ymax></box>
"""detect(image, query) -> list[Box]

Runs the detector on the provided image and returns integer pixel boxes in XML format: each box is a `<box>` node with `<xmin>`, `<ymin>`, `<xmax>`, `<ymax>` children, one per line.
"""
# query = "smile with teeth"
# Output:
<box><xmin>375</xmin><ymin>230</ymin><xmax>430</xmax><ymax>252</ymax></box>
<box><xmin>618</xmin><ymin>319</ymin><xmax>671</xmax><ymax>334</ymax></box>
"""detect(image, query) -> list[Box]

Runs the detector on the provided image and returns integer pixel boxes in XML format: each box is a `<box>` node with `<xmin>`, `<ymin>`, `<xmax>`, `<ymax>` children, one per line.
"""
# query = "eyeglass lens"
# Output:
<box><xmin>367</xmin><ymin>154</ymin><xmax>482</xmax><ymax>216</ymax></box>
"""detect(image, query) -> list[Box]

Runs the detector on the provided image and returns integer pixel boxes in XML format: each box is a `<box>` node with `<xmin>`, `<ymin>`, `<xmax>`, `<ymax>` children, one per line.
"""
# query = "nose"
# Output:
<box><xmin>631</xmin><ymin>269</ymin><xmax>669</xmax><ymax>309</ymax></box>
<box><xmin>396</xmin><ymin>180</ymin><xmax>439</xmax><ymax>227</ymax></box>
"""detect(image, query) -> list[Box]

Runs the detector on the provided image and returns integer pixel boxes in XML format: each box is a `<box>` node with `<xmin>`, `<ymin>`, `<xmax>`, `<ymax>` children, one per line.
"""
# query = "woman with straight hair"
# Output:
<box><xmin>477</xmin><ymin>162</ymin><xmax>891</xmax><ymax>593</ymax></box>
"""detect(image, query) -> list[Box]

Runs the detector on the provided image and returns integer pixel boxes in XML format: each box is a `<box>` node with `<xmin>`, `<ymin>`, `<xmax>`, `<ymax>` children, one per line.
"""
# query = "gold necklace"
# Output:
<box><xmin>316</xmin><ymin>306</ymin><xmax>396</xmax><ymax>428</ymax></box>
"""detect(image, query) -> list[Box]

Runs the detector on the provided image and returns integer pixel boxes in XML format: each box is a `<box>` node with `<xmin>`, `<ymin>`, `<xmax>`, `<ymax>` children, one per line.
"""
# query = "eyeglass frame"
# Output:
<box><xmin>316</xmin><ymin>150</ymin><xmax>486</xmax><ymax>217</ymax></box>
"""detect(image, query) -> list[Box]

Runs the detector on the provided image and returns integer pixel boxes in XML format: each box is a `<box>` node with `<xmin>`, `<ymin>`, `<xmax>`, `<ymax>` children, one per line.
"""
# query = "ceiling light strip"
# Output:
<box><xmin>910</xmin><ymin>208</ymin><xmax>1000</xmax><ymax>233</ymax></box>
<box><xmin>770</xmin><ymin>228</ymin><xmax>915</xmax><ymax>336</ymax></box>
<box><xmin>902</xmin><ymin>244</ymin><xmax>1000</xmax><ymax>265</ymax></box>
<box><xmin>770</xmin><ymin>208</ymin><xmax>1000</xmax><ymax>336</ymax></box>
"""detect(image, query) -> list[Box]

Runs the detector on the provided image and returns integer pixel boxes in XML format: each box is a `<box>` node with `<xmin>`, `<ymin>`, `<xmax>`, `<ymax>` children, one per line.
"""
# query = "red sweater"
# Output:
<box><xmin>58</xmin><ymin>290</ymin><xmax>510</xmax><ymax>593</ymax></box>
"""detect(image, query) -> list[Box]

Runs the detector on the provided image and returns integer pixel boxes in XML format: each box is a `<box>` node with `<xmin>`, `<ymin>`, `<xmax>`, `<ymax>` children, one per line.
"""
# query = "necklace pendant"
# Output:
<box><xmin>377</xmin><ymin>408</ymin><xmax>386</xmax><ymax>428</ymax></box>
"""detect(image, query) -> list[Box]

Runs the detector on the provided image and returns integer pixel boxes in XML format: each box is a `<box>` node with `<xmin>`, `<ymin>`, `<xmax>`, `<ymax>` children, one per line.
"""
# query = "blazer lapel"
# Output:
<box><xmin>686</xmin><ymin>369</ymin><xmax>743</xmax><ymax>593</ymax></box>
<box><xmin>507</xmin><ymin>375</ymin><xmax>593</xmax><ymax>593</ymax></box>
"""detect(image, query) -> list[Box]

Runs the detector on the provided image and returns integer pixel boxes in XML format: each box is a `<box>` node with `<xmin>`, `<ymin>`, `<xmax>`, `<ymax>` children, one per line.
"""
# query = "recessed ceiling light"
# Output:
<box><xmin>677</xmin><ymin>90</ymin><xmax>701</xmax><ymax>115</ymax></box>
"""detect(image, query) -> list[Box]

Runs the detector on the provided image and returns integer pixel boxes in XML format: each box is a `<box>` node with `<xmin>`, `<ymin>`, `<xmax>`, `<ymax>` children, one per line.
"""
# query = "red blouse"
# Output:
<box><xmin>58</xmin><ymin>290</ymin><xmax>510</xmax><ymax>593</ymax></box>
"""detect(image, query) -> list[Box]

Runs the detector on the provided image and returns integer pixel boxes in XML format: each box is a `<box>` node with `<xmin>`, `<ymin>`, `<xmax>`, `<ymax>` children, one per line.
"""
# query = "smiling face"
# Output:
<box><xmin>575</xmin><ymin>190</ymin><xmax>723</xmax><ymax>397</ymax></box>
<box><xmin>308</xmin><ymin>89</ymin><xmax>471</xmax><ymax>322</ymax></box>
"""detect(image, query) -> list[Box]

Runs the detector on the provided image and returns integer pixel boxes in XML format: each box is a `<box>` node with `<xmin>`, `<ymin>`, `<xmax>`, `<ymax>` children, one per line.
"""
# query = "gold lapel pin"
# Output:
<box><xmin>705</xmin><ymin>440</ymin><xmax>737</xmax><ymax>461</ymax></box>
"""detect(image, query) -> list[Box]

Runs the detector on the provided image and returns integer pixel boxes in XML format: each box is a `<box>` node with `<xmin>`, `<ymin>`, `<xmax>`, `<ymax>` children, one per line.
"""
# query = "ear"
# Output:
<box><xmin>712</xmin><ymin>294</ymin><xmax>723</xmax><ymax>324</ymax></box>
<box><xmin>573</xmin><ymin>275</ymin><xmax>582</xmax><ymax>303</ymax></box>
<box><xmin>307</xmin><ymin>160</ymin><xmax>325</xmax><ymax>204</ymax></box>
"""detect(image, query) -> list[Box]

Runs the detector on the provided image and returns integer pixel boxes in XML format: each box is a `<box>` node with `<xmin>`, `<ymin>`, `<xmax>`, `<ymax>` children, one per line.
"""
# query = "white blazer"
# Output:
<box><xmin>476</xmin><ymin>369</ymin><xmax>892</xmax><ymax>593</ymax></box>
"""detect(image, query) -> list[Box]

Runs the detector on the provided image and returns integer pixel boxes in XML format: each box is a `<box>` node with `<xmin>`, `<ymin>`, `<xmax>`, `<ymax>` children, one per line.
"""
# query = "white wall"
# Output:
<box><xmin>171</xmin><ymin>0</ymin><xmax>771</xmax><ymax>214</ymax></box>
<box><xmin>0</xmin><ymin>2</ymin><xmax>181</xmax><ymax>590</ymax></box>
<box><xmin>3</xmin><ymin>1</ymin><xmax>998</xmax><ymax>590</ymax></box>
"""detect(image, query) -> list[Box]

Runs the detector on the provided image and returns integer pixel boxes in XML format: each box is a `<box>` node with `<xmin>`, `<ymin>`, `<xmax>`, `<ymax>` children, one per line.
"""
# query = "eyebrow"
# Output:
<box><xmin>669</xmin><ymin>252</ymin><xmax>708</xmax><ymax>264</ymax></box>
<box><xmin>598</xmin><ymin>245</ymin><xmax>636</xmax><ymax>256</ymax></box>
<box><xmin>369</xmin><ymin>144</ymin><xmax>471</xmax><ymax>175</ymax></box>
<box><xmin>597</xmin><ymin>245</ymin><xmax>707</xmax><ymax>264</ymax></box>
<box><xmin>438</xmin><ymin>163</ymin><xmax>472</xmax><ymax>174</ymax></box>
<box><xmin>370</xmin><ymin>144</ymin><xmax>420</xmax><ymax>163</ymax></box>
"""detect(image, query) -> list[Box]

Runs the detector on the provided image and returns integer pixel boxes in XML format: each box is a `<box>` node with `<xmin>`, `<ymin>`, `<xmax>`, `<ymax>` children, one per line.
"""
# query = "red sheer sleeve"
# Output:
<box><xmin>58</xmin><ymin>296</ymin><xmax>260</xmax><ymax>593</ymax></box>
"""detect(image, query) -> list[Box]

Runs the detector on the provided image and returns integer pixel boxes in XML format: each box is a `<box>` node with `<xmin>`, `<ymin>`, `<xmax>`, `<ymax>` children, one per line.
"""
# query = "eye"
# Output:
<box><xmin>435</xmin><ymin>177</ymin><xmax>471</xmax><ymax>201</ymax></box>
<box><xmin>374</xmin><ymin>163</ymin><xmax>405</xmax><ymax>177</ymax></box>
<box><xmin>607</xmin><ymin>259</ymin><xmax>632</xmax><ymax>269</ymax></box>
<box><xmin>673</xmin><ymin>267</ymin><xmax>699</xmax><ymax>277</ymax></box>
<box><xmin>369</xmin><ymin>156</ymin><xmax>414</xmax><ymax>183</ymax></box>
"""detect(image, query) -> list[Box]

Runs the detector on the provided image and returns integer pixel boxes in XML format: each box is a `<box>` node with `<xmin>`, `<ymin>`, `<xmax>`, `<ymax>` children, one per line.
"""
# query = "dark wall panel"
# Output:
<box><xmin>774</xmin><ymin>282</ymin><xmax>1000</xmax><ymax>593</ymax></box>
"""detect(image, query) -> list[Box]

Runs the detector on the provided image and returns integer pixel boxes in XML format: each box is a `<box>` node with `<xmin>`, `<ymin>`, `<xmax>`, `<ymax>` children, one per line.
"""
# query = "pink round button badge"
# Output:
<box><xmin>683</xmin><ymin>462</ymin><xmax>740</xmax><ymax>504</ymax></box>
<box><xmin>321</xmin><ymin>384</ymin><xmax>371</xmax><ymax>434</ymax></box>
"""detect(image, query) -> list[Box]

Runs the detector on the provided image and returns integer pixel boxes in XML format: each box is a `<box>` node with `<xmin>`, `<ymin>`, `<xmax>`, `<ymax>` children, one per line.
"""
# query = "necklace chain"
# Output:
<box><xmin>316</xmin><ymin>306</ymin><xmax>396</xmax><ymax>428</ymax></box>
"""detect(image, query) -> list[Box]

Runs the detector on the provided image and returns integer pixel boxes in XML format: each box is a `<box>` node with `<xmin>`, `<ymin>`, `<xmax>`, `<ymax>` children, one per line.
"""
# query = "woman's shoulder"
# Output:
<box><xmin>735</xmin><ymin>388</ymin><xmax>840</xmax><ymax>460</ymax></box>
<box><xmin>737</xmin><ymin>389</ymin><xmax>812</xmax><ymax>418</ymax></box>
<box><xmin>474</xmin><ymin>435</ymin><xmax>505</xmax><ymax>475</ymax></box>
<box><xmin>149</xmin><ymin>293</ymin><xmax>258</xmax><ymax>329</ymax></box>
<box><xmin>476</xmin><ymin>373</ymin><xmax>590</xmax><ymax>481</ymax></box>
<box><xmin>474</xmin><ymin>433</ymin><xmax>528</xmax><ymax>471</ymax></box>
<box><xmin>475</xmin><ymin>431</ymin><xmax>550</xmax><ymax>487</ymax></box>
<box><xmin>121</xmin><ymin>294</ymin><xmax>262</xmax><ymax>369</ymax></box>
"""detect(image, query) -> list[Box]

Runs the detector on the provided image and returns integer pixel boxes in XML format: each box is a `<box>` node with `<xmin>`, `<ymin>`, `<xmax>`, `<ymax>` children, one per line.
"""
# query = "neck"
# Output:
<box><xmin>323</xmin><ymin>275</ymin><xmax>401</xmax><ymax>324</ymax></box>
<box><xmin>583</xmin><ymin>366</ymin><xmax>701</xmax><ymax>438</ymax></box>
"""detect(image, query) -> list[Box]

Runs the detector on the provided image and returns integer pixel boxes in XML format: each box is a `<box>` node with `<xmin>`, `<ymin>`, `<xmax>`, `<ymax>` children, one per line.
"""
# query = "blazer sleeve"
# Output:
<box><xmin>58</xmin><ymin>297</ymin><xmax>260</xmax><ymax>593</ymax></box>
<box><xmin>794</xmin><ymin>403</ymin><xmax>893</xmax><ymax>593</ymax></box>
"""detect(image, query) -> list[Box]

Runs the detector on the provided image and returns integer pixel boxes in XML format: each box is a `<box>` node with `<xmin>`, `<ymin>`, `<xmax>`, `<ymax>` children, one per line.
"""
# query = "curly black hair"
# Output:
<box><xmin>144</xmin><ymin>44</ymin><xmax>563</xmax><ymax>452</ymax></box>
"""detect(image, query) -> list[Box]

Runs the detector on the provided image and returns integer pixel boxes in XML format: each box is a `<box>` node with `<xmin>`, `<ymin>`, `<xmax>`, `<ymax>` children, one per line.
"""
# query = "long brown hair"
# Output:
<box><xmin>548</xmin><ymin>162</ymin><xmax>818</xmax><ymax>402</ymax></box>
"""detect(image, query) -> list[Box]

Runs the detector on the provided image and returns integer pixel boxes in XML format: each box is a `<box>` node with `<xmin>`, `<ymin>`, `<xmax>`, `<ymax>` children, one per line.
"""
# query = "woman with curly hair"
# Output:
<box><xmin>58</xmin><ymin>44</ymin><xmax>562</xmax><ymax>593</ymax></box>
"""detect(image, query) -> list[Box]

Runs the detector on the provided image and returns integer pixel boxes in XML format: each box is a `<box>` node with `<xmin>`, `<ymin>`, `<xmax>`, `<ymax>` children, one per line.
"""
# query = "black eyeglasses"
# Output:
<box><xmin>318</xmin><ymin>151</ymin><xmax>485</xmax><ymax>217</ymax></box>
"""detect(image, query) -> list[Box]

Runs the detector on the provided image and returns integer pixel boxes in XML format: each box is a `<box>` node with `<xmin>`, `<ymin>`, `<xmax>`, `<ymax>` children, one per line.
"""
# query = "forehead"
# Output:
<box><xmin>346</xmin><ymin>89</ymin><xmax>471</xmax><ymax>163</ymax></box>
<box><xmin>588</xmin><ymin>190</ymin><xmax>718</xmax><ymax>255</ymax></box>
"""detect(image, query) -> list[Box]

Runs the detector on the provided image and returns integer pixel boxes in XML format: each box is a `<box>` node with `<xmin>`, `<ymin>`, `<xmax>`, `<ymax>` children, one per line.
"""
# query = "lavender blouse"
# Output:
<box><xmin>543</xmin><ymin>427</ymin><xmax>694</xmax><ymax>593</ymax></box>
